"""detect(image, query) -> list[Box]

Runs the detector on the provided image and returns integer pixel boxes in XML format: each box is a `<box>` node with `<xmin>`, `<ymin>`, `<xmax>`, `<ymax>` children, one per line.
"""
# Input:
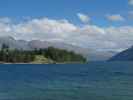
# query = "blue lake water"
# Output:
<box><xmin>0</xmin><ymin>62</ymin><xmax>133</xmax><ymax>100</ymax></box>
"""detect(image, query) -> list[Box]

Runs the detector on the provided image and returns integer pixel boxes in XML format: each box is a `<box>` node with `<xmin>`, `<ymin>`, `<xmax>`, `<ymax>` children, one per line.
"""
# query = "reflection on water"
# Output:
<box><xmin>0</xmin><ymin>62</ymin><xmax>133</xmax><ymax>100</ymax></box>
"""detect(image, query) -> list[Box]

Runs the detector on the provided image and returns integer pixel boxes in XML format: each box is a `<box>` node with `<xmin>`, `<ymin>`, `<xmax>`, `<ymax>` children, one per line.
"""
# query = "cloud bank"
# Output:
<box><xmin>106</xmin><ymin>14</ymin><xmax>125</xmax><ymax>22</ymax></box>
<box><xmin>129</xmin><ymin>0</ymin><xmax>133</xmax><ymax>5</ymax></box>
<box><xmin>0</xmin><ymin>17</ymin><xmax>133</xmax><ymax>54</ymax></box>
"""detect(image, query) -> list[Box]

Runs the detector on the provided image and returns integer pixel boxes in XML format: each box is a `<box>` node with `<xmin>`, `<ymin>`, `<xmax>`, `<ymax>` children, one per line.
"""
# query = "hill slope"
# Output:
<box><xmin>109</xmin><ymin>46</ymin><xmax>133</xmax><ymax>61</ymax></box>
<box><xmin>0</xmin><ymin>36</ymin><xmax>114</xmax><ymax>61</ymax></box>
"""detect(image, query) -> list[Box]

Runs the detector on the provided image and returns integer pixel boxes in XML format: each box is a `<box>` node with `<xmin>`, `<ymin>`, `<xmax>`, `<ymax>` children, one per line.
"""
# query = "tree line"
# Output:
<box><xmin>0</xmin><ymin>44</ymin><xmax>35</xmax><ymax>63</ymax></box>
<box><xmin>34</xmin><ymin>47</ymin><xmax>87</xmax><ymax>63</ymax></box>
<box><xmin>0</xmin><ymin>44</ymin><xmax>87</xmax><ymax>63</ymax></box>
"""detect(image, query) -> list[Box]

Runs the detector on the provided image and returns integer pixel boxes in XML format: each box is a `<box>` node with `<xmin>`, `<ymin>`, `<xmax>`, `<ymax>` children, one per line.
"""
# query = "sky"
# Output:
<box><xmin>0</xmin><ymin>0</ymin><xmax>130</xmax><ymax>25</ymax></box>
<box><xmin>0</xmin><ymin>0</ymin><xmax>133</xmax><ymax>57</ymax></box>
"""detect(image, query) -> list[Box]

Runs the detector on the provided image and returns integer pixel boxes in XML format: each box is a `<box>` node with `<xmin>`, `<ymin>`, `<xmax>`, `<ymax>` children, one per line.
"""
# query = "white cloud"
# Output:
<box><xmin>77</xmin><ymin>13</ymin><xmax>91</xmax><ymax>23</ymax></box>
<box><xmin>80</xmin><ymin>25</ymin><xmax>105</xmax><ymax>35</ymax></box>
<box><xmin>129</xmin><ymin>11</ymin><xmax>133</xmax><ymax>18</ymax></box>
<box><xmin>129</xmin><ymin>11</ymin><xmax>133</xmax><ymax>14</ymax></box>
<box><xmin>12</xmin><ymin>18</ymin><xmax>77</xmax><ymax>40</ymax></box>
<box><xmin>106</xmin><ymin>14</ymin><xmax>125</xmax><ymax>21</ymax></box>
<box><xmin>0</xmin><ymin>17</ymin><xmax>11</xmax><ymax>23</ymax></box>
<box><xmin>129</xmin><ymin>0</ymin><xmax>133</xmax><ymax>5</ymax></box>
<box><xmin>0</xmin><ymin>23</ymin><xmax>11</xmax><ymax>33</ymax></box>
<box><xmin>0</xmin><ymin>17</ymin><xmax>133</xmax><ymax>55</ymax></box>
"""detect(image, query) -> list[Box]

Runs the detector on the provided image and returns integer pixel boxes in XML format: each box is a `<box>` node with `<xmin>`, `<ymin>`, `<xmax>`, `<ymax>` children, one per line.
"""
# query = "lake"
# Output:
<box><xmin>0</xmin><ymin>62</ymin><xmax>133</xmax><ymax>100</ymax></box>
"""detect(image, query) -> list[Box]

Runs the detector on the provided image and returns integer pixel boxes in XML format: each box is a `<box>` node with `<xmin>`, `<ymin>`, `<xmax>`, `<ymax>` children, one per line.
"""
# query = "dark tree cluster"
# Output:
<box><xmin>0</xmin><ymin>44</ymin><xmax>35</xmax><ymax>63</ymax></box>
<box><xmin>34</xmin><ymin>47</ymin><xmax>87</xmax><ymax>63</ymax></box>
<box><xmin>0</xmin><ymin>44</ymin><xmax>87</xmax><ymax>63</ymax></box>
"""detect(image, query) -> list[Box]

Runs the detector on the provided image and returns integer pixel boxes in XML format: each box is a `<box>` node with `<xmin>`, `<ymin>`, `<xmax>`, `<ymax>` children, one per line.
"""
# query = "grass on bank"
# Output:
<box><xmin>31</xmin><ymin>55</ymin><xmax>54</xmax><ymax>64</ymax></box>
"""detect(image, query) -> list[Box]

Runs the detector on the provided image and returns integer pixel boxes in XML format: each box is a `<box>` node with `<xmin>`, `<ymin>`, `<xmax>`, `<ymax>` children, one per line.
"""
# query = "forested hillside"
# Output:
<box><xmin>0</xmin><ymin>44</ymin><xmax>87</xmax><ymax>63</ymax></box>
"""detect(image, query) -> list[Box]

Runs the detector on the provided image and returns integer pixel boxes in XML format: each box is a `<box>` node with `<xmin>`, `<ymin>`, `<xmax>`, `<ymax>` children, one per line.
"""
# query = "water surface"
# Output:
<box><xmin>0</xmin><ymin>62</ymin><xmax>133</xmax><ymax>100</ymax></box>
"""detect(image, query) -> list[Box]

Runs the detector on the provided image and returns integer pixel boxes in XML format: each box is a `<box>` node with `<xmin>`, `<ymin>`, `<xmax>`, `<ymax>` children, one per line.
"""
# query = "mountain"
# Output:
<box><xmin>109</xmin><ymin>46</ymin><xmax>133</xmax><ymax>61</ymax></box>
<box><xmin>28</xmin><ymin>40</ymin><xmax>115</xmax><ymax>61</ymax></box>
<box><xmin>0</xmin><ymin>36</ymin><xmax>114</xmax><ymax>61</ymax></box>
<box><xmin>28</xmin><ymin>40</ymin><xmax>90</xmax><ymax>56</ymax></box>
<box><xmin>0</xmin><ymin>36</ymin><xmax>30</xmax><ymax>50</ymax></box>
<box><xmin>0</xmin><ymin>36</ymin><xmax>90</xmax><ymax>60</ymax></box>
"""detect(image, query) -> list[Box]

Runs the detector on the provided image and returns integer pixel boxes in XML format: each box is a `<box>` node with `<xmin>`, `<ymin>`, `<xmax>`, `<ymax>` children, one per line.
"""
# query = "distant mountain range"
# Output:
<box><xmin>109</xmin><ymin>46</ymin><xmax>133</xmax><ymax>61</ymax></box>
<box><xmin>0</xmin><ymin>36</ymin><xmax>115</xmax><ymax>61</ymax></box>
<box><xmin>0</xmin><ymin>36</ymin><xmax>90</xmax><ymax>60</ymax></box>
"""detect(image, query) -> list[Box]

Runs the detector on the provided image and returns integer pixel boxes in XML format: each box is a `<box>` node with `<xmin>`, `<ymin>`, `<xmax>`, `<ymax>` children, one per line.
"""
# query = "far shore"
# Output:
<box><xmin>0</xmin><ymin>61</ymin><xmax>87</xmax><ymax>64</ymax></box>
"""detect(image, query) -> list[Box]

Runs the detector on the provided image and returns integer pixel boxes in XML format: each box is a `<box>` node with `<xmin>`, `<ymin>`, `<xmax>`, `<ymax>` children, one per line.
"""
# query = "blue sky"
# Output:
<box><xmin>0</xmin><ymin>0</ymin><xmax>131</xmax><ymax>26</ymax></box>
<box><xmin>0</xmin><ymin>0</ymin><xmax>133</xmax><ymax>60</ymax></box>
